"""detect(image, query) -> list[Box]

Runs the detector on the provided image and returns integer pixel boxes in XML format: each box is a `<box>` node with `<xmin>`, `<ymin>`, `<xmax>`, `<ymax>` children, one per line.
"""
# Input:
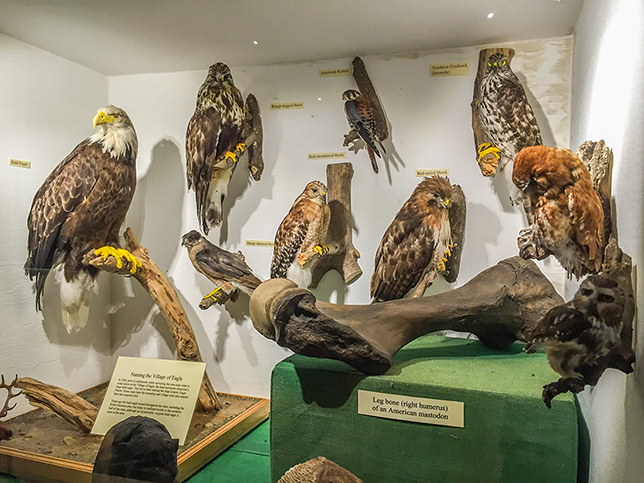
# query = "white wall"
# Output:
<box><xmin>0</xmin><ymin>34</ymin><xmax>111</xmax><ymax>415</ymax></box>
<box><xmin>571</xmin><ymin>1</ymin><xmax>644</xmax><ymax>482</ymax></box>
<box><xmin>108</xmin><ymin>36</ymin><xmax>572</xmax><ymax>399</ymax></box>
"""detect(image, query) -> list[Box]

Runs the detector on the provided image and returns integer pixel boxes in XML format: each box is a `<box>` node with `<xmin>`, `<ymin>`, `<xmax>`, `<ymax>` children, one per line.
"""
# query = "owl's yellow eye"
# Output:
<box><xmin>501</xmin><ymin>60</ymin><xmax>506</xmax><ymax>65</ymax></box>
<box><xmin>487</xmin><ymin>62</ymin><xmax>491</xmax><ymax>66</ymax></box>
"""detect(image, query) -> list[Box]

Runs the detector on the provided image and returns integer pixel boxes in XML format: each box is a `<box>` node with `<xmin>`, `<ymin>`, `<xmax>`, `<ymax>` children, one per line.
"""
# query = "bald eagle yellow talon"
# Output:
<box><xmin>225</xmin><ymin>151</ymin><xmax>238</xmax><ymax>163</ymax></box>
<box><xmin>95</xmin><ymin>246</ymin><xmax>141</xmax><ymax>274</ymax></box>
<box><xmin>477</xmin><ymin>143</ymin><xmax>501</xmax><ymax>164</ymax></box>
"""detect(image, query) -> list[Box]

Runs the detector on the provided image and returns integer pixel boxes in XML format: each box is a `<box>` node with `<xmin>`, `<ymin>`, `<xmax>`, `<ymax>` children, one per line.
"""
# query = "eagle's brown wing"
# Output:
<box><xmin>25</xmin><ymin>139</ymin><xmax>101</xmax><ymax>307</ymax></box>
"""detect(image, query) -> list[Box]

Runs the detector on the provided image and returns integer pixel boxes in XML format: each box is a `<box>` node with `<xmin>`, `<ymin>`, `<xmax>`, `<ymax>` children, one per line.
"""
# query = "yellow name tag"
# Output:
<box><xmin>430</xmin><ymin>62</ymin><xmax>470</xmax><ymax>77</ymax></box>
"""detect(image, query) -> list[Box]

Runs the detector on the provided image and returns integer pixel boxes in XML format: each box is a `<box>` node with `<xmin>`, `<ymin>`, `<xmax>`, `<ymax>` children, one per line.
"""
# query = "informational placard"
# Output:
<box><xmin>246</xmin><ymin>239</ymin><xmax>274</xmax><ymax>247</ymax></box>
<box><xmin>307</xmin><ymin>152</ymin><xmax>347</xmax><ymax>160</ymax></box>
<box><xmin>92</xmin><ymin>357</ymin><xmax>206</xmax><ymax>444</ymax></box>
<box><xmin>358</xmin><ymin>390</ymin><xmax>464</xmax><ymax>428</ymax></box>
<box><xmin>430</xmin><ymin>62</ymin><xmax>470</xmax><ymax>77</ymax></box>
<box><xmin>271</xmin><ymin>102</ymin><xmax>304</xmax><ymax>110</ymax></box>
<box><xmin>415</xmin><ymin>168</ymin><xmax>450</xmax><ymax>177</ymax></box>
<box><xmin>319</xmin><ymin>68</ymin><xmax>351</xmax><ymax>77</ymax></box>
<box><xmin>9</xmin><ymin>158</ymin><xmax>31</xmax><ymax>169</ymax></box>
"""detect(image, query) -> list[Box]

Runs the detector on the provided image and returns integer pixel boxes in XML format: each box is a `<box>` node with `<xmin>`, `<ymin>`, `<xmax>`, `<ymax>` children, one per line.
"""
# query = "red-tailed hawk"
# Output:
<box><xmin>25</xmin><ymin>106</ymin><xmax>139</xmax><ymax>332</ymax></box>
<box><xmin>342</xmin><ymin>89</ymin><xmax>385</xmax><ymax>173</ymax></box>
<box><xmin>371</xmin><ymin>177</ymin><xmax>452</xmax><ymax>302</ymax></box>
<box><xmin>270</xmin><ymin>181</ymin><xmax>330</xmax><ymax>288</ymax></box>
<box><xmin>513</xmin><ymin>146</ymin><xmax>605</xmax><ymax>278</ymax></box>
<box><xmin>186</xmin><ymin>62</ymin><xmax>245</xmax><ymax>233</ymax></box>
<box><xmin>477</xmin><ymin>52</ymin><xmax>542</xmax><ymax>204</ymax></box>
<box><xmin>181</xmin><ymin>230</ymin><xmax>261</xmax><ymax>302</ymax></box>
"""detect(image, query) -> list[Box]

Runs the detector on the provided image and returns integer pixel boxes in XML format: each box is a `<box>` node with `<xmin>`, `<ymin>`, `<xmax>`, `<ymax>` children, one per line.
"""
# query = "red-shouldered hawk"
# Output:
<box><xmin>186</xmin><ymin>62</ymin><xmax>245</xmax><ymax>234</ymax></box>
<box><xmin>270</xmin><ymin>181</ymin><xmax>330</xmax><ymax>288</ymax></box>
<box><xmin>342</xmin><ymin>89</ymin><xmax>385</xmax><ymax>173</ymax></box>
<box><xmin>371</xmin><ymin>176</ymin><xmax>452</xmax><ymax>302</ymax></box>
<box><xmin>477</xmin><ymin>52</ymin><xmax>542</xmax><ymax>204</ymax></box>
<box><xmin>513</xmin><ymin>146</ymin><xmax>606</xmax><ymax>279</ymax></box>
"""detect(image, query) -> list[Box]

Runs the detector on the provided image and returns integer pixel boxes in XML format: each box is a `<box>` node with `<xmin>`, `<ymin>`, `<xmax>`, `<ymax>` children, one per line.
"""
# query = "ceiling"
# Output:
<box><xmin>0</xmin><ymin>0</ymin><xmax>584</xmax><ymax>76</ymax></box>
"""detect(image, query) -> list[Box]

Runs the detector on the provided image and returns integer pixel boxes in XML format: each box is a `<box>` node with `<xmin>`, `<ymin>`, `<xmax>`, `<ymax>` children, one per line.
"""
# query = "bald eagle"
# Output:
<box><xmin>186</xmin><ymin>62</ymin><xmax>245</xmax><ymax>234</ymax></box>
<box><xmin>25</xmin><ymin>105</ymin><xmax>139</xmax><ymax>332</ymax></box>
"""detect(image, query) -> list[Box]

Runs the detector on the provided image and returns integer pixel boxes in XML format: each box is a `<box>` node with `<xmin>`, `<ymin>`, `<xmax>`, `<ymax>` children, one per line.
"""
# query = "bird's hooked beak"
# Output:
<box><xmin>181</xmin><ymin>234</ymin><xmax>189</xmax><ymax>247</ymax></box>
<box><xmin>93</xmin><ymin>110</ymin><xmax>115</xmax><ymax>129</ymax></box>
<box><xmin>441</xmin><ymin>198</ymin><xmax>451</xmax><ymax>209</ymax></box>
<box><xmin>322</xmin><ymin>190</ymin><xmax>327</xmax><ymax>202</ymax></box>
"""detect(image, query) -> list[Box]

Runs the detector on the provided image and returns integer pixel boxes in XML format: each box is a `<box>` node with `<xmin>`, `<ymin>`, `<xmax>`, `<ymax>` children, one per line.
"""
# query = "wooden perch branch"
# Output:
<box><xmin>471</xmin><ymin>48</ymin><xmax>515</xmax><ymax>176</ymax></box>
<box><xmin>310</xmin><ymin>162</ymin><xmax>362</xmax><ymax>287</ymax></box>
<box><xmin>16</xmin><ymin>377</ymin><xmax>98</xmax><ymax>433</ymax></box>
<box><xmin>87</xmin><ymin>228</ymin><xmax>221</xmax><ymax>413</ymax></box>
<box><xmin>212</xmin><ymin>93</ymin><xmax>264</xmax><ymax>181</ymax></box>
<box><xmin>250</xmin><ymin>256</ymin><xmax>563</xmax><ymax>374</ymax></box>
<box><xmin>577</xmin><ymin>140</ymin><xmax>613</xmax><ymax>240</ymax></box>
<box><xmin>444</xmin><ymin>184</ymin><xmax>466</xmax><ymax>283</ymax></box>
<box><xmin>199</xmin><ymin>280</ymin><xmax>240</xmax><ymax>310</ymax></box>
<box><xmin>344</xmin><ymin>56</ymin><xmax>389</xmax><ymax>146</ymax></box>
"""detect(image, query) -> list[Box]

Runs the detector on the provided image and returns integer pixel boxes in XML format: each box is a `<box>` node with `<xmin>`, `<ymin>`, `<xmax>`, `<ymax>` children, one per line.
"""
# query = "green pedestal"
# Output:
<box><xmin>270</xmin><ymin>335</ymin><xmax>584</xmax><ymax>483</ymax></box>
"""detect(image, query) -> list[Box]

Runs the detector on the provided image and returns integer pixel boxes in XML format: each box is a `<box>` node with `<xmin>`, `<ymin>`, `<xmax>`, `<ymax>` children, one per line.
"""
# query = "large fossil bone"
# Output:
<box><xmin>250</xmin><ymin>256</ymin><xmax>563</xmax><ymax>374</ymax></box>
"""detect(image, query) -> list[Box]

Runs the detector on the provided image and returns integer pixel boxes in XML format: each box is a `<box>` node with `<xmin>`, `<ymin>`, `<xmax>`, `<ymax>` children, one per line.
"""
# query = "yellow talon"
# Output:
<box><xmin>205</xmin><ymin>287</ymin><xmax>223</xmax><ymax>301</ymax></box>
<box><xmin>236</xmin><ymin>143</ymin><xmax>246</xmax><ymax>153</ymax></box>
<box><xmin>477</xmin><ymin>143</ymin><xmax>501</xmax><ymax>164</ymax></box>
<box><xmin>95</xmin><ymin>246</ymin><xmax>141</xmax><ymax>274</ymax></box>
<box><xmin>314</xmin><ymin>243</ymin><xmax>329</xmax><ymax>256</ymax></box>
<box><xmin>444</xmin><ymin>247</ymin><xmax>452</xmax><ymax>258</ymax></box>
<box><xmin>225</xmin><ymin>151</ymin><xmax>238</xmax><ymax>163</ymax></box>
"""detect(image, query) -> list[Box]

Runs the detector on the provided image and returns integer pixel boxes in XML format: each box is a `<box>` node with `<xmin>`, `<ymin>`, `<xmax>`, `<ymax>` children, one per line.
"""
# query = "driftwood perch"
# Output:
<box><xmin>15</xmin><ymin>377</ymin><xmax>98</xmax><ymax>433</ymax></box>
<box><xmin>87</xmin><ymin>228</ymin><xmax>221</xmax><ymax>412</ymax></box>
<box><xmin>250</xmin><ymin>256</ymin><xmax>563</xmax><ymax>374</ymax></box>
<box><xmin>444</xmin><ymin>184</ymin><xmax>466</xmax><ymax>283</ymax></box>
<box><xmin>343</xmin><ymin>56</ymin><xmax>389</xmax><ymax>147</ymax></box>
<box><xmin>0</xmin><ymin>375</ymin><xmax>22</xmax><ymax>440</ymax></box>
<box><xmin>199</xmin><ymin>279</ymin><xmax>240</xmax><ymax>309</ymax></box>
<box><xmin>212</xmin><ymin>93</ymin><xmax>264</xmax><ymax>181</ymax></box>
<box><xmin>471</xmin><ymin>47</ymin><xmax>515</xmax><ymax>176</ymax></box>
<box><xmin>577</xmin><ymin>140</ymin><xmax>613</xmax><ymax>240</ymax></box>
<box><xmin>310</xmin><ymin>163</ymin><xmax>362</xmax><ymax>287</ymax></box>
<box><xmin>538</xmin><ymin>239</ymin><xmax>636</xmax><ymax>406</ymax></box>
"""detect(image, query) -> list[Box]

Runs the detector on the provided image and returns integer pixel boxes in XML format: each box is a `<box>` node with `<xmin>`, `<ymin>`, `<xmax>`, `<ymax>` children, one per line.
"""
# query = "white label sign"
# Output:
<box><xmin>92</xmin><ymin>357</ymin><xmax>206</xmax><ymax>444</ymax></box>
<box><xmin>416</xmin><ymin>169</ymin><xmax>450</xmax><ymax>177</ymax></box>
<box><xmin>307</xmin><ymin>152</ymin><xmax>347</xmax><ymax>160</ymax></box>
<box><xmin>358</xmin><ymin>390</ymin><xmax>464</xmax><ymax>428</ymax></box>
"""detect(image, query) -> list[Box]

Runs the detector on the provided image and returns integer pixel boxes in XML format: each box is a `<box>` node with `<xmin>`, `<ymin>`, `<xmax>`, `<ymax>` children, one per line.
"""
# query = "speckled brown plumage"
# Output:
<box><xmin>513</xmin><ymin>146</ymin><xmax>605</xmax><ymax>278</ymax></box>
<box><xmin>342</xmin><ymin>89</ymin><xmax>384</xmax><ymax>173</ymax></box>
<box><xmin>371</xmin><ymin>177</ymin><xmax>452</xmax><ymax>302</ymax></box>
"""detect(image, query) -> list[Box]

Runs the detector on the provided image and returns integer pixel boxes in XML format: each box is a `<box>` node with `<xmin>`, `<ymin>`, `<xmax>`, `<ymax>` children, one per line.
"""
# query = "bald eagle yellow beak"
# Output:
<box><xmin>93</xmin><ymin>111</ymin><xmax>115</xmax><ymax>129</ymax></box>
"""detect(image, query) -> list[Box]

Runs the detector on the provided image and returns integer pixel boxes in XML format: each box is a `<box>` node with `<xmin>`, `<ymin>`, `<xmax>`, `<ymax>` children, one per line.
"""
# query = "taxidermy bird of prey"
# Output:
<box><xmin>342</xmin><ymin>89</ymin><xmax>385</xmax><ymax>173</ymax></box>
<box><xmin>270</xmin><ymin>181</ymin><xmax>330</xmax><ymax>288</ymax></box>
<box><xmin>371</xmin><ymin>177</ymin><xmax>452</xmax><ymax>302</ymax></box>
<box><xmin>524</xmin><ymin>275</ymin><xmax>624</xmax><ymax>406</ymax></box>
<box><xmin>513</xmin><ymin>146</ymin><xmax>605</xmax><ymax>279</ymax></box>
<box><xmin>25</xmin><ymin>105</ymin><xmax>139</xmax><ymax>332</ymax></box>
<box><xmin>92</xmin><ymin>416</ymin><xmax>178</xmax><ymax>483</ymax></box>
<box><xmin>186</xmin><ymin>62</ymin><xmax>246</xmax><ymax>234</ymax></box>
<box><xmin>181</xmin><ymin>230</ymin><xmax>262</xmax><ymax>302</ymax></box>
<box><xmin>477</xmin><ymin>52</ymin><xmax>542</xmax><ymax>204</ymax></box>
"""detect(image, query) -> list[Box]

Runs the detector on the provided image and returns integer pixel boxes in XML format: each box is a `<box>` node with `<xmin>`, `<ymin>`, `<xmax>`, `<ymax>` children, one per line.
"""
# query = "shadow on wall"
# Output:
<box><xmin>110</xmin><ymin>138</ymin><xmax>186</xmax><ymax>353</ymax></box>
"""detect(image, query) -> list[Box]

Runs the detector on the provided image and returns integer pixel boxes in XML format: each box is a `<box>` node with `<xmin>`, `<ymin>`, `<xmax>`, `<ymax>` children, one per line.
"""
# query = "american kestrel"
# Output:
<box><xmin>371</xmin><ymin>177</ymin><xmax>452</xmax><ymax>302</ymax></box>
<box><xmin>513</xmin><ymin>146</ymin><xmax>605</xmax><ymax>279</ymax></box>
<box><xmin>25</xmin><ymin>106</ymin><xmax>139</xmax><ymax>332</ymax></box>
<box><xmin>477</xmin><ymin>52</ymin><xmax>542</xmax><ymax>204</ymax></box>
<box><xmin>270</xmin><ymin>181</ymin><xmax>331</xmax><ymax>288</ymax></box>
<box><xmin>342</xmin><ymin>89</ymin><xmax>385</xmax><ymax>173</ymax></box>
<box><xmin>186</xmin><ymin>62</ymin><xmax>245</xmax><ymax>233</ymax></box>
<box><xmin>181</xmin><ymin>230</ymin><xmax>262</xmax><ymax>303</ymax></box>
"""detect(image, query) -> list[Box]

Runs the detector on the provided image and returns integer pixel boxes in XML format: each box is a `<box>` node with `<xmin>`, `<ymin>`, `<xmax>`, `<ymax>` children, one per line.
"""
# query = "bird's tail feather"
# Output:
<box><xmin>56</xmin><ymin>268</ymin><xmax>98</xmax><ymax>333</ymax></box>
<box><xmin>367</xmin><ymin>146</ymin><xmax>379</xmax><ymax>173</ymax></box>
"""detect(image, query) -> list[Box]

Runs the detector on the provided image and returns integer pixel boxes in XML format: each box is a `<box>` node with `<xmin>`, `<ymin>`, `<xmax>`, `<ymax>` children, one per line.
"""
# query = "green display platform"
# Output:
<box><xmin>271</xmin><ymin>335</ymin><xmax>586</xmax><ymax>483</ymax></box>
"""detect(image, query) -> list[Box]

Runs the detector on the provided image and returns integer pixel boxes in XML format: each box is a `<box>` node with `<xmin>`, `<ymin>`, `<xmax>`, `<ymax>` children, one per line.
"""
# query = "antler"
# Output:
<box><xmin>0</xmin><ymin>375</ymin><xmax>22</xmax><ymax>419</ymax></box>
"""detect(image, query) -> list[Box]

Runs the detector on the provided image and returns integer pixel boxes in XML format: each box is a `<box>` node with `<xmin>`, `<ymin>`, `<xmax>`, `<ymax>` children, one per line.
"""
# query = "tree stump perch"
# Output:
<box><xmin>310</xmin><ymin>163</ymin><xmax>362</xmax><ymax>287</ymax></box>
<box><xmin>87</xmin><ymin>228</ymin><xmax>221</xmax><ymax>412</ymax></box>
<box><xmin>577</xmin><ymin>140</ymin><xmax>613</xmax><ymax>241</ymax></box>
